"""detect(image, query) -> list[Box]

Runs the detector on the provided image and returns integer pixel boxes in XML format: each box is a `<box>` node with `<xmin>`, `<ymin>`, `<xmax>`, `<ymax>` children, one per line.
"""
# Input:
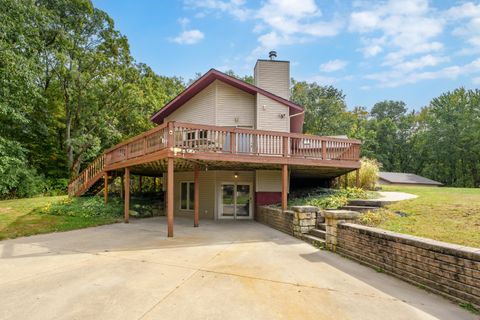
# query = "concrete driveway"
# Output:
<box><xmin>0</xmin><ymin>217</ymin><xmax>476</xmax><ymax>320</ymax></box>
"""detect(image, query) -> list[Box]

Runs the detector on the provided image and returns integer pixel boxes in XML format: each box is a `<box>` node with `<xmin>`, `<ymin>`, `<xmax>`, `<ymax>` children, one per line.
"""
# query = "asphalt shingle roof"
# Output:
<box><xmin>378</xmin><ymin>172</ymin><xmax>443</xmax><ymax>185</ymax></box>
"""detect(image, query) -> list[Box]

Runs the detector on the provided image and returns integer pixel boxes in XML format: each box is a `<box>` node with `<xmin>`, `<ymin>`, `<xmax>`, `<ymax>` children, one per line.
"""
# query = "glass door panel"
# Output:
<box><xmin>220</xmin><ymin>183</ymin><xmax>252</xmax><ymax>219</ymax></box>
<box><xmin>221</xmin><ymin>184</ymin><xmax>235</xmax><ymax>218</ymax></box>
<box><xmin>235</xmin><ymin>184</ymin><xmax>250</xmax><ymax>217</ymax></box>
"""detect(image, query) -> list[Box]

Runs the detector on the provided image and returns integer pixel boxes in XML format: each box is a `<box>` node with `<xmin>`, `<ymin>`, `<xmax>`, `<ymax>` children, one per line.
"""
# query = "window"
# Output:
<box><xmin>180</xmin><ymin>181</ymin><xmax>195</xmax><ymax>210</ymax></box>
<box><xmin>185</xmin><ymin>130</ymin><xmax>208</xmax><ymax>141</ymax></box>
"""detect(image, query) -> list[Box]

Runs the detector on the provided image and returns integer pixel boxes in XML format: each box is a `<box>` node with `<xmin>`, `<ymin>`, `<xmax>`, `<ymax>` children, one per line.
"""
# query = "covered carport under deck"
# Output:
<box><xmin>104</xmin><ymin>153</ymin><xmax>361</xmax><ymax>238</ymax></box>
<box><xmin>69</xmin><ymin>121</ymin><xmax>362</xmax><ymax>237</ymax></box>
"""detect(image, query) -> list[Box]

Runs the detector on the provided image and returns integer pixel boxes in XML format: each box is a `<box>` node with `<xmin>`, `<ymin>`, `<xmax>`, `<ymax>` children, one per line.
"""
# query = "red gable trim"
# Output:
<box><xmin>150</xmin><ymin>69</ymin><xmax>304</xmax><ymax>124</ymax></box>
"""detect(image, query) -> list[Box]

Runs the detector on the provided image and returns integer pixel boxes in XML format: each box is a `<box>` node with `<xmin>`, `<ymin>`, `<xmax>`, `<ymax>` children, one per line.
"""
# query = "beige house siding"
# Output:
<box><xmin>254</xmin><ymin>60</ymin><xmax>290</xmax><ymax>100</ymax></box>
<box><xmin>171</xmin><ymin>170</ymin><xmax>255</xmax><ymax>220</ymax></box>
<box><xmin>256</xmin><ymin>93</ymin><xmax>290</xmax><ymax>132</ymax></box>
<box><xmin>165</xmin><ymin>82</ymin><xmax>216</xmax><ymax>124</ymax></box>
<box><xmin>215</xmin><ymin>81</ymin><xmax>255</xmax><ymax>127</ymax></box>
<box><xmin>172</xmin><ymin>171</ymin><xmax>216</xmax><ymax>219</ymax></box>
<box><xmin>255</xmin><ymin>170</ymin><xmax>283</xmax><ymax>192</ymax></box>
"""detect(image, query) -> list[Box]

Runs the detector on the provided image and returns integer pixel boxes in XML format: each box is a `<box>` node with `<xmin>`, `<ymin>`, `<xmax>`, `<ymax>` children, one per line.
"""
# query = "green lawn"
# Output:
<box><xmin>0</xmin><ymin>196</ymin><xmax>122</xmax><ymax>240</ymax></box>
<box><xmin>377</xmin><ymin>185</ymin><xmax>480</xmax><ymax>248</ymax></box>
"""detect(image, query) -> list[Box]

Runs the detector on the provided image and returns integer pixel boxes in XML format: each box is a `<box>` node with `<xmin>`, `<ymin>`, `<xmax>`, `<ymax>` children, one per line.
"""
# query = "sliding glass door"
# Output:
<box><xmin>220</xmin><ymin>183</ymin><xmax>252</xmax><ymax>219</ymax></box>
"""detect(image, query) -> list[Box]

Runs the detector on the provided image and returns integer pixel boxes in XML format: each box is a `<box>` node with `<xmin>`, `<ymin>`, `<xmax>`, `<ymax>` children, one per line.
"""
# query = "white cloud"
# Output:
<box><xmin>365</xmin><ymin>58</ymin><xmax>480</xmax><ymax>88</ymax></box>
<box><xmin>255</xmin><ymin>0</ymin><xmax>340</xmax><ymax>38</ymax></box>
<box><xmin>172</xmin><ymin>30</ymin><xmax>205</xmax><ymax>44</ymax></box>
<box><xmin>184</xmin><ymin>0</ymin><xmax>251</xmax><ymax>21</ymax></box>
<box><xmin>473</xmin><ymin>77</ymin><xmax>480</xmax><ymax>85</ymax></box>
<box><xmin>303</xmin><ymin>74</ymin><xmax>354</xmax><ymax>85</ymax></box>
<box><xmin>349</xmin><ymin>0</ymin><xmax>444</xmax><ymax>63</ymax></box>
<box><xmin>446</xmin><ymin>2</ymin><xmax>480</xmax><ymax>55</ymax></box>
<box><xmin>307</xmin><ymin>75</ymin><xmax>337</xmax><ymax>85</ymax></box>
<box><xmin>349</xmin><ymin>11</ymin><xmax>380</xmax><ymax>32</ymax></box>
<box><xmin>178</xmin><ymin>17</ymin><xmax>190</xmax><ymax>28</ymax></box>
<box><xmin>391</xmin><ymin>55</ymin><xmax>449</xmax><ymax>72</ymax></box>
<box><xmin>185</xmin><ymin>0</ymin><xmax>341</xmax><ymax>60</ymax></box>
<box><xmin>320</xmin><ymin>59</ymin><xmax>348</xmax><ymax>72</ymax></box>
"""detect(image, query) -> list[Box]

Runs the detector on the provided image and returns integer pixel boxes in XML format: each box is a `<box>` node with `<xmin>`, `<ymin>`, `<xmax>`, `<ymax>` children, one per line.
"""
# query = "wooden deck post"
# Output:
<box><xmin>344</xmin><ymin>173</ymin><xmax>348</xmax><ymax>189</ymax></box>
<box><xmin>104</xmin><ymin>171</ymin><xmax>108</xmax><ymax>204</ymax></box>
<box><xmin>194</xmin><ymin>164</ymin><xmax>199</xmax><ymax>227</ymax></box>
<box><xmin>124</xmin><ymin>167</ymin><xmax>130</xmax><ymax>223</ymax></box>
<box><xmin>139</xmin><ymin>175</ymin><xmax>142</xmax><ymax>193</ymax></box>
<box><xmin>355</xmin><ymin>169</ymin><xmax>360</xmax><ymax>188</ymax></box>
<box><xmin>167</xmin><ymin>157</ymin><xmax>174</xmax><ymax>237</ymax></box>
<box><xmin>120</xmin><ymin>174</ymin><xmax>124</xmax><ymax>199</ymax></box>
<box><xmin>282</xmin><ymin>164</ymin><xmax>288</xmax><ymax>211</ymax></box>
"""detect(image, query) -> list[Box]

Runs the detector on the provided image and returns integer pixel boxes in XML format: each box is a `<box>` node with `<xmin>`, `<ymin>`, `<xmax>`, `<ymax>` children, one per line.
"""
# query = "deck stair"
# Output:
<box><xmin>68</xmin><ymin>154</ymin><xmax>110</xmax><ymax>197</ymax></box>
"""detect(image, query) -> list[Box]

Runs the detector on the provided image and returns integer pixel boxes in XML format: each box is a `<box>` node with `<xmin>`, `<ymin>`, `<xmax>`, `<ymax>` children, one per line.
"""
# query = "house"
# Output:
<box><xmin>378</xmin><ymin>172</ymin><xmax>442</xmax><ymax>187</ymax></box>
<box><xmin>68</xmin><ymin>55</ymin><xmax>362</xmax><ymax>237</ymax></box>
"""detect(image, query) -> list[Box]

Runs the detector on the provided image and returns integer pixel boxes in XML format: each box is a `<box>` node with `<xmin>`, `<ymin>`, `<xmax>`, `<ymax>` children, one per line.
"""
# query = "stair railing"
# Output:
<box><xmin>68</xmin><ymin>154</ymin><xmax>106</xmax><ymax>196</ymax></box>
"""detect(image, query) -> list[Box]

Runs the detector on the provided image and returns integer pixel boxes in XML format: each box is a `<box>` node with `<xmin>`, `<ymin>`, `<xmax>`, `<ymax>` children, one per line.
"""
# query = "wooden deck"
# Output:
<box><xmin>68</xmin><ymin>121</ymin><xmax>361</xmax><ymax>197</ymax></box>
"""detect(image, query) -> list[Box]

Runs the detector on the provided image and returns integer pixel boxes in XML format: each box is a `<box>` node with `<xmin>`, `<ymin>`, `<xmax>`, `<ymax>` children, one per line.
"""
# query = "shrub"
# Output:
<box><xmin>0</xmin><ymin>137</ymin><xmax>46</xmax><ymax>199</ymax></box>
<box><xmin>336</xmin><ymin>187</ymin><xmax>368</xmax><ymax>199</ymax></box>
<box><xmin>307</xmin><ymin>194</ymin><xmax>348</xmax><ymax>209</ymax></box>
<box><xmin>37</xmin><ymin>196</ymin><xmax>123</xmax><ymax>219</ymax></box>
<box><xmin>335</xmin><ymin>158</ymin><xmax>380</xmax><ymax>190</ymax></box>
<box><xmin>358</xmin><ymin>209</ymin><xmax>397</xmax><ymax>226</ymax></box>
<box><xmin>44</xmin><ymin>178</ymin><xmax>69</xmax><ymax>196</ymax></box>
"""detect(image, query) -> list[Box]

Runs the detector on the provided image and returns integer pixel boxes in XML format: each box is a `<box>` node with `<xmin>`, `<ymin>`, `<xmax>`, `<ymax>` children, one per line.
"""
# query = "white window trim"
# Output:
<box><xmin>180</xmin><ymin>181</ymin><xmax>194</xmax><ymax>211</ymax></box>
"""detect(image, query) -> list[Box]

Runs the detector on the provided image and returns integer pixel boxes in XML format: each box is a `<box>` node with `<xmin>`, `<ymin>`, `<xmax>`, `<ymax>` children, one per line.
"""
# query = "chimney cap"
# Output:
<box><xmin>268</xmin><ymin>50</ymin><xmax>277</xmax><ymax>60</ymax></box>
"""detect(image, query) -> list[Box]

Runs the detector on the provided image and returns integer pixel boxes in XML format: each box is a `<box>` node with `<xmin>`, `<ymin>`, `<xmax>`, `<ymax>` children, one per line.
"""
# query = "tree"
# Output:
<box><xmin>290</xmin><ymin>80</ymin><xmax>352</xmax><ymax>135</ymax></box>
<box><xmin>421</xmin><ymin>88</ymin><xmax>480</xmax><ymax>187</ymax></box>
<box><xmin>0</xmin><ymin>0</ymin><xmax>184</xmax><ymax>198</ymax></box>
<box><xmin>370</xmin><ymin>100</ymin><xmax>407</xmax><ymax>122</ymax></box>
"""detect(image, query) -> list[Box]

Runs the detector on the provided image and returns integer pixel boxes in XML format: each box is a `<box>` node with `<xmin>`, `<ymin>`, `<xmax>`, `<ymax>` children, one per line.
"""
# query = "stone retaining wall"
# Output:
<box><xmin>256</xmin><ymin>205</ymin><xmax>318</xmax><ymax>238</ymax></box>
<box><xmin>337</xmin><ymin>223</ymin><xmax>480</xmax><ymax>308</ymax></box>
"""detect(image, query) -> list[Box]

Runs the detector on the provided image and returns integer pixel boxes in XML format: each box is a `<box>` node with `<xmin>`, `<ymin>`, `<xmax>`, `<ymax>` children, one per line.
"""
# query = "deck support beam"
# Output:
<box><xmin>139</xmin><ymin>176</ymin><xmax>142</xmax><ymax>193</ymax></box>
<box><xmin>167</xmin><ymin>157</ymin><xmax>174</xmax><ymax>237</ymax></box>
<box><xmin>344</xmin><ymin>173</ymin><xmax>348</xmax><ymax>189</ymax></box>
<box><xmin>124</xmin><ymin>167</ymin><xmax>130</xmax><ymax>223</ymax></box>
<box><xmin>104</xmin><ymin>172</ymin><xmax>108</xmax><ymax>204</ymax></box>
<box><xmin>194</xmin><ymin>164</ymin><xmax>199</xmax><ymax>227</ymax></box>
<box><xmin>120</xmin><ymin>174</ymin><xmax>124</xmax><ymax>199</ymax></box>
<box><xmin>282</xmin><ymin>164</ymin><xmax>288</xmax><ymax>211</ymax></box>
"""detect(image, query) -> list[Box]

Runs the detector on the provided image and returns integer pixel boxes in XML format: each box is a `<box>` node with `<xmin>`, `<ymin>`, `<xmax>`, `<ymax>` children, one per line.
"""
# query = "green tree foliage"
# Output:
<box><xmin>289</xmin><ymin>81</ymin><xmax>480</xmax><ymax>187</ymax></box>
<box><xmin>1</xmin><ymin>0</ymin><xmax>479</xmax><ymax>200</ymax></box>
<box><xmin>420</xmin><ymin>88</ymin><xmax>480</xmax><ymax>187</ymax></box>
<box><xmin>0</xmin><ymin>0</ymin><xmax>183</xmax><ymax>198</ymax></box>
<box><xmin>290</xmin><ymin>80</ymin><xmax>352</xmax><ymax>135</ymax></box>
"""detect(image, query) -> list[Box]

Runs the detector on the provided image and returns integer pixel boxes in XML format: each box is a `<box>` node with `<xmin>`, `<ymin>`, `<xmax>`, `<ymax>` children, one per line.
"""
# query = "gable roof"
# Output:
<box><xmin>150</xmin><ymin>69</ymin><xmax>304</xmax><ymax>125</ymax></box>
<box><xmin>378</xmin><ymin>172</ymin><xmax>443</xmax><ymax>185</ymax></box>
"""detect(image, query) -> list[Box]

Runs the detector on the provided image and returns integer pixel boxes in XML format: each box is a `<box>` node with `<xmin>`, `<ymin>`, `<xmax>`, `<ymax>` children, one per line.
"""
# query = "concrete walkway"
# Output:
<box><xmin>377</xmin><ymin>191</ymin><xmax>418</xmax><ymax>202</ymax></box>
<box><xmin>0</xmin><ymin>217</ymin><xmax>475</xmax><ymax>320</ymax></box>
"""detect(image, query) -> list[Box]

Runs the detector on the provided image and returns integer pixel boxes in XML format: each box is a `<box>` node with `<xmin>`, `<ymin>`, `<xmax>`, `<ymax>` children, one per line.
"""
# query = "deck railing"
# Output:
<box><xmin>68</xmin><ymin>154</ymin><xmax>105</xmax><ymax>196</ymax></box>
<box><xmin>105</xmin><ymin>121</ymin><xmax>361</xmax><ymax>165</ymax></box>
<box><xmin>68</xmin><ymin>122</ymin><xmax>361</xmax><ymax>196</ymax></box>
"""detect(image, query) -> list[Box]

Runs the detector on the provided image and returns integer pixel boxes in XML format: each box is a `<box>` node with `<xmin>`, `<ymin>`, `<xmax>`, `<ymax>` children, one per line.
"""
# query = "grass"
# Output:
<box><xmin>0</xmin><ymin>195</ymin><xmax>123</xmax><ymax>240</ymax></box>
<box><xmin>376</xmin><ymin>185</ymin><xmax>480</xmax><ymax>248</ymax></box>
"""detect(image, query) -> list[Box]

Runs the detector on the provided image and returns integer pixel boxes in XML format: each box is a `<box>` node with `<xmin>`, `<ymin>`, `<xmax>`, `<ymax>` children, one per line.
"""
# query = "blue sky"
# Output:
<box><xmin>92</xmin><ymin>0</ymin><xmax>480</xmax><ymax>111</ymax></box>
